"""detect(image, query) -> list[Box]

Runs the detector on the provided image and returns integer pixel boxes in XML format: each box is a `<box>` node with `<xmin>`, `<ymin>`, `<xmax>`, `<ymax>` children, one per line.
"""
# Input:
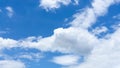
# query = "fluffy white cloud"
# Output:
<box><xmin>18</xmin><ymin>27</ymin><xmax>98</xmax><ymax>56</ymax></box>
<box><xmin>0</xmin><ymin>0</ymin><xmax>119</xmax><ymax>56</ymax></box>
<box><xmin>0</xmin><ymin>37</ymin><xmax>18</xmax><ymax>49</ymax></box>
<box><xmin>6</xmin><ymin>6</ymin><xmax>14</xmax><ymax>17</ymax></box>
<box><xmin>52</xmin><ymin>55</ymin><xmax>79</xmax><ymax>66</ymax></box>
<box><xmin>0</xmin><ymin>60</ymin><xmax>25</xmax><ymax>68</ymax></box>
<box><xmin>40</xmin><ymin>0</ymin><xmax>71</xmax><ymax>10</ymax></box>
<box><xmin>92</xmin><ymin>0</ymin><xmax>114</xmax><ymax>16</ymax></box>
<box><xmin>68</xmin><ymin>28</ymin><xmax>120</xmax><ymax>68</ymax></box>
<box><xmin>39</xmin><ymin>0</ymin><xmax>79</xmax><ymax>11</ymax></box>
<box><xmin>0</xmin><ymin>0</ymin><xmax>120</xmax><ymax>68</ymax></box>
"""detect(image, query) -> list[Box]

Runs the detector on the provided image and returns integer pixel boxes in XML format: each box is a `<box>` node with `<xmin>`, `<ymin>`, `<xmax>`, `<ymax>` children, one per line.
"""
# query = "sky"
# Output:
<box><xmin>0</xmin><ymin>0</ymin><xmax>120</xmax><ymax>68</ymax></box>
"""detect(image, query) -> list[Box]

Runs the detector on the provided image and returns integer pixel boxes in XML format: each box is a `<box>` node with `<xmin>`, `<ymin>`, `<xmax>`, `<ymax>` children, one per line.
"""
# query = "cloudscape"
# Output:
<box><xmin>0</xmin><ymin>0</ymin><xmax>120</xmax><ymax>68</ymax></box>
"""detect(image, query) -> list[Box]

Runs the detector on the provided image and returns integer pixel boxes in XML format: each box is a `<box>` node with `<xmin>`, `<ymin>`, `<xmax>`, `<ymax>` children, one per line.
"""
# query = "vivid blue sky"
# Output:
<box><xmin>0</xmin><ymin>0</ymin><xmax>85</xmax><ymax>39</ymax></box>
<box><xmin>0</xmin><ymin>0</ymin><xmax>120</xmax><ymax>68</ymax></box>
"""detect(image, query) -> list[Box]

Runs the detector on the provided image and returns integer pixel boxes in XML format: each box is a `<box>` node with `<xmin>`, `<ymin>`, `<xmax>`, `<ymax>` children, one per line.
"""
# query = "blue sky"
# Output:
<box><xmin>0</xmin><ymin>0</ymin><xmax>83</xmax><ymax>39</ymax></box>
<box><xmin>0</xmin><ymin>0</ymin><xmax>120</xmax><ymax>68</ymax></box>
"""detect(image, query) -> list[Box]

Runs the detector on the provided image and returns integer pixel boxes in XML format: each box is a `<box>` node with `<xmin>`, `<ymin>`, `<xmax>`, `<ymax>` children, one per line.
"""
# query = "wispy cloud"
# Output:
<box><xmin>5</xmin><ymin>6</ymin><xmax>14</xmax><ymax>18</ymax></box>
<box><xmin>113</xmin><ymin>14</ymin><xmax>120</xmax><ymax>20</ymax></box>
<box><xmin>0</xmin><ymin>9</ymin><xmax>2</xmax><ymax>13</ymax></box>
<box><xmin>0</xmin><ymin>60</ymin><xmax>25</xmax><ymax>68</ymax></box>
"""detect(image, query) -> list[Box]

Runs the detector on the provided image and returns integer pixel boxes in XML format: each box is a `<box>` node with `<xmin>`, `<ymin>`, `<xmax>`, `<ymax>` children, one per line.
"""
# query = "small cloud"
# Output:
<box><xmin>0</xmin><ymin>28</ymin><xmax>10</xmax><ymax>35</ymax></box>
<box><xmin>51</xmin><ymin>55</ymin><xmax>79</xmax><ymax>66</ymax></box>
<box><xmin>5</xmin><ymin>6</ymin><xmax>14</xmax><ymax>18</ymax></box>
<box><xmin>73</xmin><ymin>0</ymin><xmax>79</xmax><ymax>5</ymax></box>
<box><xmin>39</xmin><ymin>0</ymin><xmax>79</xmax><ymax>11</ymax></box>
<box><xmin>113</xmin><ymin>14</ymin><xmax>120</xmax><ymax>20</ymax></box>
<box><xmin>0</xmin><ymin>31</ymin><xmax>7</xmax><ymax>35</ymax></box>
<box><xmin>39</xmin><ymin>0</ymin><xmax>71</xmax><ymax>11</ymax></box>
<box><xmin>18</xmin><ymin>53</ymin><xmax>43</xmax><ymax>62</ymax></box>
<box><xmin>0</xmin><ymin>9</ymin><xmax>2</xmax><ymax>13</ymax></box>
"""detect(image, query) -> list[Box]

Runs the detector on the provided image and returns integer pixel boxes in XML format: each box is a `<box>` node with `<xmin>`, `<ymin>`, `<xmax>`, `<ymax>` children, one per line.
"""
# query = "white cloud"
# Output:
<box><xmin>68</xmin><ymin>28</ymin><xmax>120</xmax><ymax>68</ymax></box>
<box><xmin>0</xmin><ymin>60</ymin><xmax>25</xmax><ymax>68</ymax></box>
<box><xmin>39</xmin><ymin>0</ymin><xmax>79</xmax><ymax>11</ymax></box>
<box><xmin>71</xmin><ymin>8</ymin><xmax>96</xmax><ymax>28</ymax></box>
<box><xmin>26</xmin><ymin>0</ymin><xmax>119</xmax><ymax>55</ymax></box>
<box><xmin>52</xmin><ymin>55</ymin><xmax>79</xmax><ymax>66</ymax></box>
<box><xmin>40</xmin><ymin>0</ymin><xmax>71</xmax><ymax>11</ymax></box>
<box><xmin>18</xmin><ymin>53</ymin><xmax>43</xmax><ymax>62</ymax></box>
<box><xmin>71</xmin><ymin>0</ymin><xmax>118</xmax><ymax>28</ymax></box>
<box><xmin>6</xmin><ymin>6</ymin><xmax>14</xmax><ymax>17</ymax></box>
<box><xmin>19</xmin><ymin>27</ymin><xmax>98</xmax><ymax>56</ymax></box>
<box><xmin>0</xmin><ymin>37</ymin><xmax>18</xmax><ymax>49</ymax></box>
<box><xmin>0</xmin><ymin>0</ymin><xmax>119</xmax><ymax>56</ymax></box>
<box><xmin>92</xmin><ymin>0</ymin><xmax>114</xmax><ymax>16</ymax></box>
<box><xmin>0</xmin><ymin>0</ymin><xmax>120</xmax><ymax>68</ymax></box>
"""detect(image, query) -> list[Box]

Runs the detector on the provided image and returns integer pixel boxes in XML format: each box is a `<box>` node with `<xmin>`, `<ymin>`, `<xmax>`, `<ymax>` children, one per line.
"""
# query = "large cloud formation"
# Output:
<box><xmin>0</xmin><ymin>0</ymin><xmax>120</xmax><ymax>68</ymax></box>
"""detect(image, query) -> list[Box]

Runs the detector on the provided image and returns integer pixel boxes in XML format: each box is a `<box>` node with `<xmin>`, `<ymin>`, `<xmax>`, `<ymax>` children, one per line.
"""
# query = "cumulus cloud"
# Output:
<box><xmin>18</xmin><ymin>27</ymin><xmax>98</xmax><ymax>56</ymax></box>
<box><xmin>68</xmin><ymin>28</ymin><xmax>120</xmax><ymax>68</ymax></box>
<box><xmin>0</xmin><ymin>60</ymin><xmax>25</xmax><ymax>68</ymax></box>
<box><xmin>21</xmin><ymin>0</ymin><xmax>120</xmax><ymax>68</ymax></box>
<box><xmin>0</xmin><ymin>0</ymin><xmax>120</xmax><ymax>68</ymax></box>
<box><xmin>0</xmin><ymin>0</ymin><xmax>119</xmax><ymax>56</ymax></box>
<box><xmin>39</xmin><ymin>0</ymin><xmax>79</xmax><ymax>11</ymax></box>
<box><xmin>0</xmin><ymin>27</ymin><xmax>98</xmax><ymax>56</ymax></box>
<box><xmin>0</xmin><ymin>37</ymin><xmax>18</xmax><ymax>49</ymax></box>
<box><xmin>40</xmin><ymin>0</ymin><xmax>71</xmax><ymax>10</ymax></box>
